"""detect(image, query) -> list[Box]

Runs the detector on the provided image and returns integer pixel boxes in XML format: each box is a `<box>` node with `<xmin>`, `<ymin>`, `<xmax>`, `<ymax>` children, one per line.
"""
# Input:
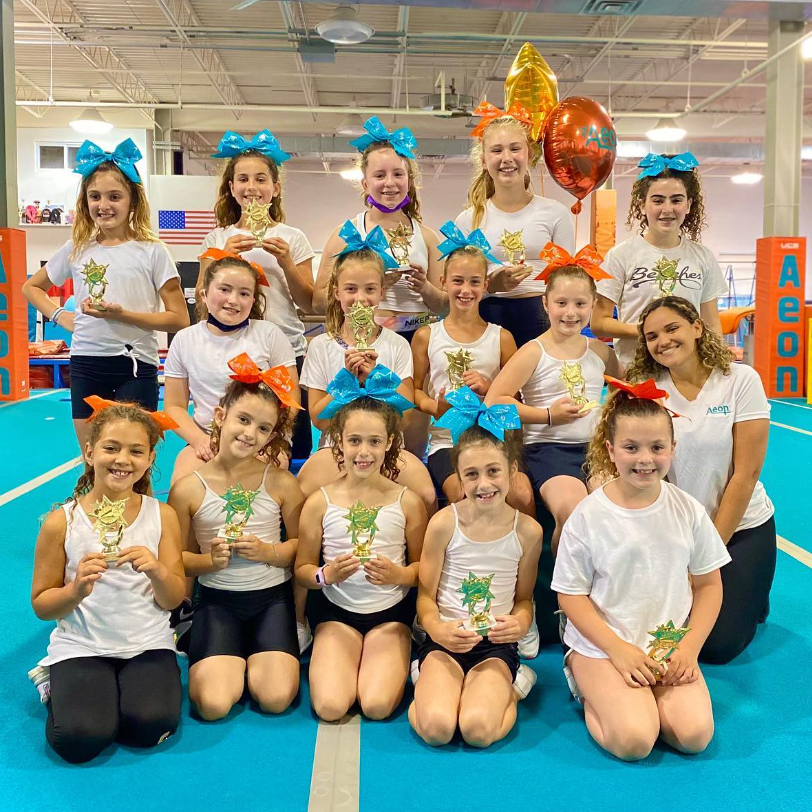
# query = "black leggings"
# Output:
<box><xmin>700</xmin><ymin>516</ymin><xmax>777</xmax><ymax>665</ymax></box>
<box><xmin>291</xmin><ymin>354</ymin><xmax>311</xmax><ymax>459</ymax></box>
<box><xmin>46</xmin><ymin>649</ymin><xmax>181</xmax><ymax>764</ymax></box>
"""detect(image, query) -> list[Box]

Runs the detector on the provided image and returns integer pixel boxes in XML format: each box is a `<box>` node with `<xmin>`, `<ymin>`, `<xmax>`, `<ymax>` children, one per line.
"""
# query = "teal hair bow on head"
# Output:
<box><xmin>318</xmin><ymin>365</ymin><xmax>415</xmax><ymax>419</ymax></box>
<box><xmin>211</xmin><ymin>129</ymin><xmax>291</xmax><ymax>164</ymax></box>
<box><xmin>436</xmin><ymin>221</ymin><xmax>502</xmax><ymax>264</ymax></box>
<box><xmin>435</xmin><ymin>386</ymin><xmax>521</xmax><ymax>444</ymax></box>
<box><xmin>334</xmin><ymin>220</ymin><xmax>399</xmax><ymax>269</ymax></box>
<box><xmin>349</xmin><ymin>117</ymin><xmax>418</xmax><ymax>160</ymax></box>
<box><xmin>74</xmin><ymin>139</ymin><xmax>143</xmax><ymax>184</ymax></box>
<box><xmin>637</xmin><ymin>152</ymin><xmax>698</xmax><ymax>180</ymax></box>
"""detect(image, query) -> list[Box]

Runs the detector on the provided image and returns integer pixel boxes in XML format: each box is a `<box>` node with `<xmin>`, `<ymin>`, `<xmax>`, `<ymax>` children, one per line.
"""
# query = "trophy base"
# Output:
<box><xmin>90</xmin><ymin>302</ymin><xmax>107</xmax><ymax>312</ymax></box>
<box><xmin>219</xmin><ymin>526</ymin><xmax>243</xmax><ymax>544</ymax></box>
<box><xmin>463</xmin><ymin>614</ymin><xmax>496</xmax><ymax>637</ymax></box>
<box><xmin>577</xmin><ymin>400</ymin><xmax>600</xmax><ymax>413</ymax></box>
<box><xmin>103</xmin><ymin>552</ymin><xmax>119</xmax><ymax>563</ymax></box>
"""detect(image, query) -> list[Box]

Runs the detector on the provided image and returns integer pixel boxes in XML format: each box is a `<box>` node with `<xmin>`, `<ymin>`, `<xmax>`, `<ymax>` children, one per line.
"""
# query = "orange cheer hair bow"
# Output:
<box><xmin>604</xmin><ymin>376</ymin><xmax>683</xmax><ymax>418</ymax></box>
<box><xmin>535</xmin><ymin>243</ymin><xmax>613</xmax><ymax>282</ymax></box>
<box><xmin>470</xmin><ymin>101</ymin><xmax>534</xmax><ymax>138</ymax></box>
<box><xmin>227</xmin><ymin>352</ymin><xmax>303</xmax><ymax>411</ymax></box>
<box><xmin>84</xmin><ymin>395</ymin><xmax>179</xmax><ymax>437</ymax></box>
<box><xmin>199</xmin><ymin>248</ymin><xmax>269</xmax><ymax>288</ymax></box>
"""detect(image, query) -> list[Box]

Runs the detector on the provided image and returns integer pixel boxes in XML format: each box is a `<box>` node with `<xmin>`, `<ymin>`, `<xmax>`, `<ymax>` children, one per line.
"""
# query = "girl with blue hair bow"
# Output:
<box><xmin>22</xmin><ymin>138</ymin><xmax>189</xmax><ymax>449</ymax></box>
<box><xmin>591</xmin><ymin>152</ymin><xmax>727</xmax><ymax>368</ymax></box>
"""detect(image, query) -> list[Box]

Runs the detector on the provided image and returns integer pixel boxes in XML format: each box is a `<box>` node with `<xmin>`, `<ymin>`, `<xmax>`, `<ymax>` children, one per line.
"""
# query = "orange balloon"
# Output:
<box><xmin>542</xmin><ymin>97</ymin><xmax>617</xmax><ymax>215</ymax></box>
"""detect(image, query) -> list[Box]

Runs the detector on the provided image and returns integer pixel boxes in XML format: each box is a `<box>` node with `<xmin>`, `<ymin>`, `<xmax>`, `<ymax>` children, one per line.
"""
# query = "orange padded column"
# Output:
<box><xmin>0</xmin><ymin>229</ymin><xmax>30</xmax><ymax>401</ymax></box>
<box><xmin>589</xmin><ymin>188</ymin><xmax>617</xmax><ymax>256</ymax></box>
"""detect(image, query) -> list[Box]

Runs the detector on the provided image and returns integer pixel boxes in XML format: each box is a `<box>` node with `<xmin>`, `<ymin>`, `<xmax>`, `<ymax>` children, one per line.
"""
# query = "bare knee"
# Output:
<box><xmin>603</xmin><ymin>725</ymin><xmax>657</xmax><ymax>762</ymax></box>
<box><xmin>312</xmin><ymin>691</ymin><xmax>354</xmax><ymax>722</ymax></box>
<box><xmin>251</xmin><ymin>682</ymin><xmax>298</xmax><ymax>715</ymax></box>
<box><xmin>411</xmin><ymin>704</ymin><xmax>457</xmax><ymax>746</ymax></box>
<box><xmin>458</xmin><ymin>707</ymin><xmax>501</xmax><ymax>749</ymax></box>
<box><xmin>666</xmin><ymin>719</ymin><xmax>714</xmax><ymax>754</ymax></box>
<box><xmin>359</xmin><ymin>689</ymin><xmax>401</xmax><ymax>721</ymax></box>
<box><xmin>192</xmin><ymin>688</ymin><xmax>240</xmax><ymax>722</ymax></box>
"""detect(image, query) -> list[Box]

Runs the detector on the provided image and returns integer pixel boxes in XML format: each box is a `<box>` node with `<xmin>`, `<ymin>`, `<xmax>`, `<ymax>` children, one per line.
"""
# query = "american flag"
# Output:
<box><xmin>158</xmin><ymin>210</ymin><xmax>216</xmax><ymax>245</ymax></box>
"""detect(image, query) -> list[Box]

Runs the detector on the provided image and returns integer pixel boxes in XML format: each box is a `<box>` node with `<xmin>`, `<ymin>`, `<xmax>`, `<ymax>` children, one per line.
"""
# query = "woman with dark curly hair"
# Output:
<box><xmin>628</xmin><ymin>296</ymin><xmax>776</xmax><ymax>665</ymax></box>
<box><xmin>591</xmin><ymin>154</ymin><xmax>728</xmax><ymax>368</ymax></box>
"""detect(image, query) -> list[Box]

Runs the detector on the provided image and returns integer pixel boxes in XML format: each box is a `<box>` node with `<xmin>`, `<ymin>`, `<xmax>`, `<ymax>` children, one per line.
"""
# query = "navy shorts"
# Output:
<box><xmin>427</xmin><ymin>447</ymin><xmax>455</xmax><ymax>491</ymax></box>
<box><xmin>418</xmin><ymin>637</ymin><xmax>519</xmax><ymax>680</ymax></box>
<box><xmin>188</xmin><ymin>580</ymin><xmax>299</xmax><ymax>665</ymax></box>
<box><xmin>479</xmin><ymin>296</ymin><xmax>548</xmax><ymax>349</ymax></box>
<box><xmin>314</xmin><ymin>589</ymin><xmax>416</xmax><ymax>637</ymax></box>
<box><xmin>524</xmin><ymin>441</ymin><xmax>588</xmax><ymax>491</ymax></box>
<box><xmin>70</xmin><ymin>354</ymin><xmax>159</xmax><ymax>419</ymax></box>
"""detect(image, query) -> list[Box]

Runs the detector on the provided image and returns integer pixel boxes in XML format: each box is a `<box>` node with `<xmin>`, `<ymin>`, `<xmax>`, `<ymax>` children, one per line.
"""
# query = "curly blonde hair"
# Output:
<box><xmin>626</xmin><ymin>296</ymin><xmax>733</xmax><ymax>382</ymax></box>
<box><xmin>213</xmin><ymin>152</ymin><xmax>285</xmax><ymax>228</ymax></box>
<box><xmin>324</xmin><ymin>250</ymin><xmax>386</xmax><ymax>338</ymax></box>
<box><xmin>626</xmin><ymin>163</ymin><xmax>707</xmax><ymax>242</ymax></box>
<box><xmin>358</xmin><ymin>142</ymin><xmax>422</xmax><ymax>222</ymax></box>
<box><xmin>586</xmin><ymin>390</ymin><xmax>674</xmax><ymax>482</ymax></box>
<box><xmin>467</xmin><ymin>117</ymin><xmax>540</xmax><ymax>230</ymax></box>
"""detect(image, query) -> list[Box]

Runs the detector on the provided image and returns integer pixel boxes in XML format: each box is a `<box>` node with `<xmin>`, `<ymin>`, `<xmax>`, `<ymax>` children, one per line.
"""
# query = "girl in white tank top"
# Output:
<box><xmin>169</xmin><ymin>360</ymin><xmax>305</xmax><ymax>721</ymax></box>
<box><xmin>32</xmin><ymin>401</ymin><xmax>185</xmax><ymax>763</ymax></box>
<box><xmin>296</xmin><ymin>393</ymin><xmax>428</xmax><ymax>723</ymax></box>
<box><xmin>487</xmin><ymin>251</ymin><xmax>621</xmax><ymax>554</ymax></box>
<box><xmin>409</xmin><ymin>421</ymin><xmax>542</xmax><ymax>748</ymax></box>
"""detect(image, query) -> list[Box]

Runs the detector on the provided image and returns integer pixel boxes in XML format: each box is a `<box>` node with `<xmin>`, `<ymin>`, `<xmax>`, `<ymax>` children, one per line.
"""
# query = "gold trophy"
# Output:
<box><xmin>219</xmin><ymin>484</ymin><xmax>259</xmax><ymax>543</ymax></box>
<box><xmin>498</xmin><ymin>229</ymin><xmax>526</xmax><ymax>265</ymax></box>
<box><xmin>80</xmin><ymin>259</ymin><xmax>110</xmax><ymax>310</ymax></box>
<box><xmin>244</xmin><ymin>199</ymin><xmax>272</xmax><ymax>246</ymax></box>
<box><xmin>560</xmin><ymin>361</ymin><xmax>599</xmax><ymax>413</ymax></box>
<box><xmin>344</xmin><ymin>501</ymin><xmax>381</xmax><ymax>563</ymax></box>
<box><xmin>646</xmin><ymin>620</ymin><xmax>691</xmax><ymax>681</ymax></box>
<box><xmin>445</xmin><ymin>348</ymin><xmax>473</xmax><ymax>391</ymax></box>
<box><xmin>347</xmin><ymin>301</ymin><xmax>376</xmax><ymax>350</ymax></box>
<box><xmin>88</xmin><ymin>495</ymin><xmax>129</xmax><ymax>562</ymax></box>
<box><xmin>386</xmin><ymin>223</ymin><xmax>413</xmax><ymax>271</ymax></box>
<box><xmin>652</xmin><ymin>256</ymin><xmax>679</xmax><ymax>297</ymax></box>
<box><xmin>458</xmin><ymin>571</ymin><xmax>497</xmax><ymax>636</ymax></box>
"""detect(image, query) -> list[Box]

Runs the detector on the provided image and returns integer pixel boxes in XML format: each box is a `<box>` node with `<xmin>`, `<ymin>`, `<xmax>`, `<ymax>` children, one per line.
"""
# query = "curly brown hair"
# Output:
<box><xmin>626</xmin><ymin>296</ymin><xmax>733</xmax><ymax>382</ymax></box>
<box><xmin>450</xmin><ymin>424</ymin><xmax>523</xmax><ymax>475</ymax></box>
<box><xmin>213</xmin><ymin>152</ymin><xmax>285</xmax><ymax>228</ymax></box>
<box><xmin>586</xmin><ymin>390</ymin><xmax>674</xmax><ymax>481</ymax></box>
<box><xmin>543</xmin><ymin>265</ymin><xmax>598</xmax><ymax>298</ymax></box>
<box><xmin>326</xmin><ymin>398</ymin><xmax>403</xmax><ymax>481</ymax></box>
<box><xmin>209</xmin><ymin>380</ymin><xmax>294</xmax><ymax>464</ymax></box>
<box><xmin>358</xmin><ymin>142</ymin><xmax>422</xmax><ymax>223</ymax></box>
<box><xmin>626</xmin><ymin>162</ymin><xmax>707</xmax><ymax>242</ymax></box>
<box><xmin>196</xmin><ymin>256</ymin><xmax>267</xmax><ymax>322</ymax></box>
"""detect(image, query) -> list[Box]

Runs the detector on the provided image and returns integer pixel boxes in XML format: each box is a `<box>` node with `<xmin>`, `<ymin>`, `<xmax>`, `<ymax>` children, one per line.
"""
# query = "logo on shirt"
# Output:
<box><xmin>706</xmin><ymin>404</ymin><xmax>730</xmax><ymax>415</ymax></box>
<box><xmin>629</xmin><ymin>265</ymin><xmax>702</xmax><ymax>291</ymax></box>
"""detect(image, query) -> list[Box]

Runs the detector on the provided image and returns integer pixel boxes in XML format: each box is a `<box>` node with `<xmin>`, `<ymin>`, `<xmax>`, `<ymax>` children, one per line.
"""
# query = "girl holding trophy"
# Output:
<box><xmin>31</xmin><ymin>400</ymin><xmax>185</xmax><ymax>763</ymax></box>
<box><xmin>22</xmin><ymin>138</ymin><xmax>189</xmax><ymax>448</ymax></box>
<box><xmin>409</xmin><ymin>398</ymin><xmax>541</xmax><ymax>748</ymax></box>
<box><xmin>168</xmin><ymin>355</ymin><xmax>304</xmax><ymax>721</ymax></box>
<box><xmin>486</xmin><ymin>245</ymin><xmax>621</xmax><ymax>555</ymax></box>
<box><xmin>552</xmin><ymin>377</ymin><xmax>730</xmax><ymax>761</ymax></box>
<box><xmin>296</xmin><ymin>367</ymin><xmax>427</xmax><ymax>722</ymax></box>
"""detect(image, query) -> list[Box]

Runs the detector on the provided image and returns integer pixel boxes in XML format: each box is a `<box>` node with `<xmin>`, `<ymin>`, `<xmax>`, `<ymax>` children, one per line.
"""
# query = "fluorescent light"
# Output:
<box><xmin>731</xmin><ymin>172</ymin><xmax>762</xmax><ymax>185</ymax></box>
<box><xmin>803</xmin><ymin>37</ymin><xmax>812</xmax><ymax>60</ymax></box>
<box><xmin>646</xmin><ymin>118</ymin><xmax>686</xmax><ymax>142</ymax></box>
<box><xmin>340</xmin><ymin>168</ymin><xmax>363</xmax><ymax>181</ymax></box>
<box><xmin>616</xmin><ymin>141</ymin><xmax>648</xmax><ymax>158</ymax></box>
<box><xmin>70</xmin><ymin>108</ymin><xmax>114</xmax><ymax>134</ymax></box>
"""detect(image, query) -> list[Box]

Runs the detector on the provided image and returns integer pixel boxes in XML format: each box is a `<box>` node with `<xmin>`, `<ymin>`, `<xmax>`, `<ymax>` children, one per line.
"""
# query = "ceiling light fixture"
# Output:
<box><xmin>645</xmin><ymin>118</ymin><xmax>686</xmax><ymax>143</ymax></box>
<box><xmin>316</xmin><ymin>6</ymin><xmax>374</xmax><ymax>46</ymax></box>
<box><xmin>802</xmin><ymin>37</ymin><xmax>812</xmax><ymax>60</ymax></box>
<box><xmin>336</xmin><ymin>113</ymin><xmax>367</xmax><ymax>137</ymax></box>
<box><xmin>69</xmin><ymin>107</ymin><xmax>114</xmax><ymax>135</ymax></box>
<box><xmin>340</xmin><ymin>167</ymin><xmax>363</xmax><ymax>181</ymax></box>
<box><xmin>731</xmin><ymin>171</ymin><xmax>763</xmax><ymax>185</ymax></box>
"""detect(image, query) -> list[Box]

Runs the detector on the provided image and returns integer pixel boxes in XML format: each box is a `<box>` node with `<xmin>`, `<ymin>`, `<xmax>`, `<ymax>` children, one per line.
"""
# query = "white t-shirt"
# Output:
<box><xmin>300</xmin><ymin>328</ymin><xmax>413</xmax><ymax>449</ymax></box>
<box><xmin>552</xmin><ymin>482</ymin><xmax>731</xmax><ymax>659</ymax></box>
<box><xmin>163</xmin><ymin>320</ymin><xmax>295</xmax><ymax>430</ymax></box>
<box><xmin>454</xmin><ymin>196</ymin><xmax>574</xmax><ymax>298</ymax></box>
<box><xmin>658</xmin><ymin>363</ymin><xmax>774</xmax><ymax>531</ymax></box>
<box><xmin>202</xmin><ymin>223</ymin><xmax>314</xmax><ymax>356</ymax></box>
<box><xmin>46</xmin><ymin>239</ymin><xmax>179</xmax><ymax>366</ymax></box>
<box><xmin>597</xmin><ymin>235</ymin><xmax>729</xmax><ymax>366</ymax></box>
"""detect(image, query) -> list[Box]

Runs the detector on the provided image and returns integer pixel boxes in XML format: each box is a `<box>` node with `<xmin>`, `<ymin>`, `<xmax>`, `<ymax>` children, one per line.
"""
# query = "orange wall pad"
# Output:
<box><xmin>589</xmin><ymin>188</ymin><xmax>617</xmax><ymax>257</ymax></box>
<box><xmin>0</xmin><ymin>230</ymin><xmax>30</xmax><ymax>401</ymax></box>
<box><xmin>754</xmin><ymin>236</ymin><xmax>806</xmax><ymax>398</ymax></box>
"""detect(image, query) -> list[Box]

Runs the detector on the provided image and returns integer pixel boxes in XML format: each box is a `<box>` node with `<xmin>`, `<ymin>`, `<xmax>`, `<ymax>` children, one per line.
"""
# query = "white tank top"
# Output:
<box><xmin>521</xmin><ymin>338</ymin><xmax>606</xmax><ymax>444</ymax></box>
<box><xmin>192</xmin><ymin>466</ymin><xmax>290</xmax><ymax>591</ymax></box>
<box><xmin>426</xmin><ymin>320</ymin><xmax>502</xmax><ymax>454</ymax></box>
<box><xmin>353</xmin><ymin>211</ymin><xmax>430</xmax><ymax>314</ymax></box>
<box><xmin>40</xmin><ymin>496</ymin><xmax>175</xmax><ymax>665</ymax></box>
<box><xmin>320</xmin><ymin>486</ymin><xmax>409</xmax><ymax>613</ymax></box>
<box><xmin>436</xmin><ymin>504</ymin><xmax>522</xmax><ymax>622</ymax></box>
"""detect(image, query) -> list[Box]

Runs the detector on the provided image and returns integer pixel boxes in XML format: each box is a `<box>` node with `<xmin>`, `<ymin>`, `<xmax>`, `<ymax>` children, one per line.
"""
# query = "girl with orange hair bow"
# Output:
<box><xmin>168</xmin><ymin>353</ymin><xmax>306</xmax><ymax>722</ymax></box>
<box><xmin>454</xmin><ymin>101</ymin><xmax>575</xmax><ymax>349</ymax></box>
<box><xmin>487</xmin><ymin>243</ymin><xmax>621</xmax><ymax>560</ymax></box>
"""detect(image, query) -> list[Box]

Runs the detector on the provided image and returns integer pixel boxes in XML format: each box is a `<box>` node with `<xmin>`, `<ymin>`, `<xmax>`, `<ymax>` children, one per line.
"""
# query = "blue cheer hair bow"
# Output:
<box><xmin>637</xmin><ymin>152</ymin><xmax>699</xmax><ymax>180</ymax></box>
<box><xmin>349</xmin><ymin>116</ymin><xmax>418</xmax><ymax>160</ymax></box>
<box><xmin>436</xmin><ymin>221</ymin><xmax>502</xmax><ymax>264</ymax></box>
<box><xmin>435</xmin><ymin>386</ymin><xmax>521</xmax><ymax>445</ymax></box>
<box><xmin>74</xmin><ymin>138</ymin><xmax>143</xmax><ymax>184</ymax></box>
<box><xmin>211</xmin><ymin>129</ymin><xmax>291</xmax><ymax>164</ymax></box>
<box><xmin>318</xmin><ymin>365</ymin><xmax>415</xmax><ymax>419</ymax></box>
<box><xmin>334</xmin><ymin>220</ymin><xmax>399</xmax><ymax>269</ymax></box>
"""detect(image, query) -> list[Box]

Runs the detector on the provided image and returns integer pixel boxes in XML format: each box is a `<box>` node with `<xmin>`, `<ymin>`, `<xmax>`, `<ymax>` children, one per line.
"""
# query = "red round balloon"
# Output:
<box><xmin>542</xmin><ymin>97</ymin><xmax>617</xmax><ymax>215</ymax></box>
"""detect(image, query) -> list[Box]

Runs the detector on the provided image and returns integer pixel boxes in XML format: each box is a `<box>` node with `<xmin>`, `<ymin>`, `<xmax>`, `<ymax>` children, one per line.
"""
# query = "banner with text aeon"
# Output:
<box><xmin>0</xmin><ymin>230</ymin><xmax>30</xmax><ymax>401</ymax></box>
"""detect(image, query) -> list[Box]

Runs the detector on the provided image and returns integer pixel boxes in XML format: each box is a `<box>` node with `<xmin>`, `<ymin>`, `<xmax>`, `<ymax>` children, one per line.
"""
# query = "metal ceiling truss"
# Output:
<box><xmin>391</xmin><ymin>6</ymin><xmax>409</xmax><ymax>109</ymax></box>
<box><xmin>280</xmin><ymin>1</ymin><xmax>320</xmax><ymax>125</ymax></box>
<box><xmin>14</xmin><ymin>69</ymin><xmax>50</xmax><ymax>117</ymax></box>
<box><xmin>179</xmin><ymin>130</ymin><xmax>219</xmax><ymax>173</ymax></box>
<box><xmin>471</xmin><ymin>11</ymin><xmax>527</xmax><ymax>102</ymax></box>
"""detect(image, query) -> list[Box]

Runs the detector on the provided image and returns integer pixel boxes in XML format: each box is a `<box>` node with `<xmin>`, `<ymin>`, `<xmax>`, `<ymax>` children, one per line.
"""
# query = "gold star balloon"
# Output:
<box><xmin>504</xmin><ymin>42</ymin><xmax>559</xmax><ymax>141</ymax></box>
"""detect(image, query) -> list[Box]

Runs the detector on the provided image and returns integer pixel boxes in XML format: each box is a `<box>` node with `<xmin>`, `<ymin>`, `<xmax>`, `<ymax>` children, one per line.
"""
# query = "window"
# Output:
<box><xmin>36</xmin><ymin>143</ymin><xmax>83</xmax><ymax>171</ymax></box>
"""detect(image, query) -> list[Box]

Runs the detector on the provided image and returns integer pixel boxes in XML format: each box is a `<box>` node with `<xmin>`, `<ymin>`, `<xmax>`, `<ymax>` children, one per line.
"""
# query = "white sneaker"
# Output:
<box><xmin>28</xmin><ymin>665</ymin><xmax>51</xmax><ymax>704</ymax></box>
<box><xmin>297</xmin><ymin>620</ymin><xmax>313</xmax><ymax>654</ymax></box>
<box><xmin>518</xmin><ymin>604</ymin><xmax>540</xmax><ymax>659</ymax></box>
<box><xmin>512</xmin><ymin>664</ymin><xmax>537</xmax><ymax>700</ymax></box>
<box><xmin>410</xmin><ymin>658</ymin><xmax>420</xmax><ymax>686</ymax></box>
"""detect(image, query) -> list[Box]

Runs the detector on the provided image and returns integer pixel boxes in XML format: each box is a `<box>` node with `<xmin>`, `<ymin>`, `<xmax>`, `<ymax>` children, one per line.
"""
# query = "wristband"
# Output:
<box><xmin>51</xmin><ymin>307</ymin><xmax>65</xmax><ymax>326</ymax></box>
<box><xmin>314</xmin><ymin>565</ymin><xmax>328</xmax><ymax>588</ymax></box>
<box><xmin>547</xmin><ymin>407</ymin><xmax>552</xmax><ymax>426</ymax></box>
